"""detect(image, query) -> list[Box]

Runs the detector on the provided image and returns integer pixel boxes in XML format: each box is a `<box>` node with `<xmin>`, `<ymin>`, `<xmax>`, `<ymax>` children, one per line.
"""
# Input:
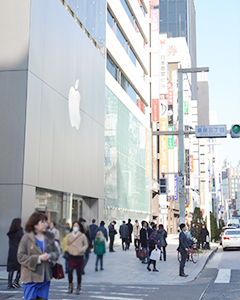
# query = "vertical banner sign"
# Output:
<box><xmin>168</xmin><ymin>174</ymin><xmax>175</xmax><ymax>196</ymax></box>
<box><xmin>159</xmin><ymin>34</ymin><xmax>168</xmax><ymax>95</ymax></box>
<box><xmin>145</xmin><ymin>130</ymin><xmax>150</xmax><ymax>177</ymax></box>
<box><xmin>167</xmin><ymin>83</ymin><xmax>173</xmax><ymax>104</ymax></box>
<box><xmin>184</xmin><ymin>101</ymin><xmax>189</xmax><ymax>114</ymax></box>
<box><xmin>190</xmin><ymin>155</ymin><xmax>194</xmax><ymax>172</ymax></box>
<box><xmin>137</xmin><ymin>99</ymin><xmax>144</xmax><ymax>113</ymax></box>
<box><xmin>152</xmin><ymin>136</ymin><xmax>158</xmax><ymax>180</ymax></box>
<box><xmin>151</xmin><ymin>9</ymin><xmax>159</xmax><ymax>31</ymax></box>
<box><xmin>174</xmin><ymin>175</ymin><xmax>178</xmax><ymax>200</ymax></box>
<box><xmin>152</xmin><ymin>98</ymin><xmax>159</xmax><ymax>122</ymax></box>
<box><xmin>160</xmin><ymin>99</ymin><xmax>168</xmax><ymax>174</ymax></box>
<box><xmin>168</xmin><ymin>127</ymin><xmax>174</xmax><ymax>149</ymax></box>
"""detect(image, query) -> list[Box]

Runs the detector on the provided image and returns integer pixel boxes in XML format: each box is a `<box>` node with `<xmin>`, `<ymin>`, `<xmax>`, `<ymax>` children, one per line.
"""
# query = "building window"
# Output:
<box><xmin>107</xmin><ymin>55</ymin><xmax>118</xmax><ymax>80</ymax></box>
<box><xmin>121</xmin><ymin>73</ymin><xmax>137</xmax><ymax>103</ymax></box>
<box><xmin>107</xmin><ymin>9</ymin><xmax>114</xmax><ymax>28</ymax></box>
<box><xmin>117</xmin><ymin>25</ymin><xmax>127</xmax><ymax>50</ymax></box>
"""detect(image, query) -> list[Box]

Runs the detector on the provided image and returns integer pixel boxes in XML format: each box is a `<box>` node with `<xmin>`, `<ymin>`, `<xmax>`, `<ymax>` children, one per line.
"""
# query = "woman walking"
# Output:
<box><xmin>147</xmin><ymin>224</ymin><xmax>160</xmax><ymax>272</ymax></box>
<box><xmin>7</xmin><ymin>218</ymin><xmax>24</xmax><ymax>289</ymax></box>
<box><xmin>65</xmin><ymin>221</ymin><xmax>88</xmax><ymax>295</ymax></box>
<box><xmin>200</xmin><ymin>224</ymin><xmax>209</xmax><ymax>250</ymax></box>
<box><xmin>17</xmin><ymin>212</ymin><xmax>59</xmax><ymax>300</ymax></box>
<box><xmin>94</xmin><ymin>231</ymin><xmax>106</xmax><ymax>271</ymax></box>
<box><xmin>158</xmin><ymin>224</ymin><xmax>167</xmax><ymax>261</ymax></box>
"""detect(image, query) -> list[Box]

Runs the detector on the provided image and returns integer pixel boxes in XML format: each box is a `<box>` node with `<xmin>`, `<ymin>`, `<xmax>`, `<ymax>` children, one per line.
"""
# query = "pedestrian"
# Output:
<box><xmin>147</xmin><ymin>244</ymin><xmax>161</xmax><ymax>272</ymax></box>
<box><xmin>158</xmin><ymin>224</ymin><xmax>167</xmax><ymax>261</ymax></box>
<box><xmin>200</xmin><ymin>224</ymin><xmax>209</xmax><ymax>250</ymax></box>
<box><xmin>79</xmin><ymin>218</ymin><xmax>92</xmax><ymax>275</ymax></box>
<box><xmin>95</xmin><ymin>221</ymin><xmax>108</xmax><ymax>241</ymax></box>
<box><xmin>178</xmin><ymin>223</ymin><xmax>189</xmax><ymax>277</ymax></box>
<box><xmin>108</xmin><ymin>221</ymin><xmax>117</xmax><ymax>252</ymax></box>
<box><xmin>94</xmin><ymin>231</ymin><xmax>106</xmax><ymax>271</ymax></box>
<box><xmin>62</xmin><ymin>228</ymin><xmax>70</xmax><ymax>274</ymax></box>
<box><xmin>89</xmin><ymin>219</ymin><xmax>98</xmax><ymax>242</ymax></box>
<box><xmin>190</xmin><ymin>222</ymin><xmax>197</xmax><ymax>238</ymax></box>
<box><xmin>65</xmin><ymin>221</ymin><xmax>88</xmax><ymax>295</ymax></box>
<box><xmin>126</xmin><ymin>219</ymin><xmax>133</xmax><ymax>249</ymax></box>
<box><xmin>6</xmin><ymin>218</ymin><xmax>24</xmax><ymax>289</ymax></box>
<box><xmin>49</xmin><ymin>221</ymin><xmax>60</xmax><ymax>253</ymax></box>
<box><xmin>133</xmin><ymin>220</ymin><xmax>140</xmax><ymax>249</ymax></box>
<box><xmin>17</xmin><ymin>212</ymin><xmax>59</xmax><ymax>300</ymax></box>
<box><xmin>140</xmin><ymin>220</ymin><xmax>149</xmax><ymax>264</ymax></box>
<box><xmin>119</xmin><ymin>221</ymin><xmax>129</xmax><ymax>251</ymax></box>
<box><xmin>147</xmin><ymin>224</ymin><xmax>160</xmax><ymax>271</ymax></box>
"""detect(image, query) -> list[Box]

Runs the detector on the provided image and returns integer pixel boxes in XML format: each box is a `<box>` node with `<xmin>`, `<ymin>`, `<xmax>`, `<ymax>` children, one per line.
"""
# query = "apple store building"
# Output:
<box><xmin>0</xmin><ymin>0</ymin><xmax>106</xmax><ymax>263</ymax></box>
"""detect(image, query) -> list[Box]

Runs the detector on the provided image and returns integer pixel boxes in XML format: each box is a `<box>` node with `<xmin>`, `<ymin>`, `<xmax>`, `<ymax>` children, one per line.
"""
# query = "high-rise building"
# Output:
<box><xmin>158</xmin><ymin>0</ymin><xmax>197</xmax><ymax>99</ymax></box>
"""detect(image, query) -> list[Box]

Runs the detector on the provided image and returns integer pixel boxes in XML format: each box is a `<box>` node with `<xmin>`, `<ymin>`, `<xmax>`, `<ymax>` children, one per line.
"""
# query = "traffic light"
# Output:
<box><xmin>230</xmin><ymin>124</ymin><xmax>240</xmax><ymax>138</ymax></box>
<box><xmin>159</xmin><ymin>177</ymin><xmax>168</xmax><ymax>194</ymax></box>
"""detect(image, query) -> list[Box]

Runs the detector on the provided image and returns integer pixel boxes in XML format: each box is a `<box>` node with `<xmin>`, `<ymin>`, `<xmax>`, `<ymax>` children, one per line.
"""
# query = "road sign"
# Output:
<box><xmin>195</xmin><ymin>125</ymin><xmax>227</xmax><ymax>138</ymax></box>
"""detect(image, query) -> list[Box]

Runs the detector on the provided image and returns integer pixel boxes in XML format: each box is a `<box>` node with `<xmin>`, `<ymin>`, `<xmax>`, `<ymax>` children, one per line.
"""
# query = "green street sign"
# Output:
<box><xmin>184</xmin><ymin>101</ymin><xmax>189</xmax><ymax>114</ymax></box>
<box><xmin>168</xmin><ymin>127</ymin><xmax>174</xmax><ymax>149</ymax></box>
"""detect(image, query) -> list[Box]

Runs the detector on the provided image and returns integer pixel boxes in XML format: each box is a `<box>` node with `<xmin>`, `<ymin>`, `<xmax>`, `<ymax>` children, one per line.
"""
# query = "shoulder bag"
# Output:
<box><xmin>63</xmin><ymin>233</ymin><xmax>83</xmax><ymax>261</ymax></box>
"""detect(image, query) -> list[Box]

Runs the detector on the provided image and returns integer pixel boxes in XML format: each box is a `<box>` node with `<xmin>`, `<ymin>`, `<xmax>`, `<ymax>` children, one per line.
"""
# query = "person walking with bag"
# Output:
<box><xmin>139</xmin><ymin>221</ymin><xmax>148</xmax><ymax>264</ymax></box>
<box><xmin>147</xmin><ymin>244</ymin><xmax>161</xmax><ymax>272</ymax></box>
<box><xmin>65</xmin><ymin>221</ymin><xmax>88</xmax><ymax>295</ymax></box>
<box><xmin>94</xmin><ymin>231</ymin><xmax>106</xmax><ymax>271</ymax></box>
<box><xmin>147</xmin><ymin>224</ymin><xmax>160</xmax><ymax>272</ymax></box>
<box><xmin>6</xmin><ymin>218</ymin><xmax>24</xmax><ymax>289</ymax></box>
<box><xmin>17</xmin><ymin>212</ymin><xmax>59</xmax><ymax>300</ymax></box>
<box><xmin>200</xmin><ymin>224</ymin><xmax>209</xmax><ymax>250</ymax></box>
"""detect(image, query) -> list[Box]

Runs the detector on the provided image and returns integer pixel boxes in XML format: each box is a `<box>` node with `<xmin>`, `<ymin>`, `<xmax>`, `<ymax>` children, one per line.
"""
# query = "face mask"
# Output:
<box><xmin>73</xmin><ymin>226</ymin><xmax>79</xmax><ymax>233</ymax></box>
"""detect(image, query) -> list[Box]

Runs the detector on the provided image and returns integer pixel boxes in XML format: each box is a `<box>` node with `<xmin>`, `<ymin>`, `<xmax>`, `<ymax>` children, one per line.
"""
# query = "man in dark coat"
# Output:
<box><xmin>140</xmin><ymin>220</ymin><xmax>149</xmax><ymax>263</ymax></box>
<box><xmin>119</xmin><ymin>221</ymin><xmax>129</xmax><ymax>251</ymax></box>
<box><xmin>89</xmin><ymin>219</ymin><xmax>98</xmax><ymax>242</ymax></box>
<box><xmin>200</xmin><ymin>224</ymin><xmax>209</xmax><ymax>249</ymax></box>
<box><xmin>178</xmin><ymin>223</ymin><xmax>189</xmax><ymax>277</ymax></box>
<box><xmin>190</xmin><ymin>223</ymin><xmax>197</xmax><ymax>238</ymax></box>
<box><xmin>108</xmin><ymin>221</ymin><xmax>117</xmax><ymax>252</ymax></box>
<box><xmin>126</xmin><ymin>219</ymin><xmax>133</xmax><ymax>249</ymax></box>
<box><xmin>95</xmin><ymin>221</ymin><xmax>108</xmax><ymax>241</ymax></box>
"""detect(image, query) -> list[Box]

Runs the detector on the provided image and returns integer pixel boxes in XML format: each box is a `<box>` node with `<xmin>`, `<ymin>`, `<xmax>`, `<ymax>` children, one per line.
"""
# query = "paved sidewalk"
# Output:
<box><xmin>0</xmin><ymin>234</ymin><xmax>219</xmax><ymax>286</ymax></box>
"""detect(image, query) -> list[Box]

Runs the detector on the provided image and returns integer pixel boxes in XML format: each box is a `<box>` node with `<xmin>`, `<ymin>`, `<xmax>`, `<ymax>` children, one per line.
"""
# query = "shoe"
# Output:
<box><xmin>13</xmin><ymin>282</ymin><xmax>21</xmax><ymax>288</ymax></box>
<box><xmin>67</xmin><ymin>283</ymin><xmax>73</xmax><ymax>294</ymax></box>
<box><xmin>100</xmin><ymin>267</ymin><xmax>104</xmax><ymax>271</ymax></box>
<box><xmin>153</xmin><ymin>269</ymin><xmax>159</xmax><ymax>272</ymax></box>
<box><xmin>7</xmin><ymin>285</ymin><xmax>15</xmax><ymax>289</ymax></box>
<box><xmin>180</xmin><ymin>274</ymin><xmax>188</xmax><ymax>277</ymax></box>
<box><xmin>142</xmin><ymin>261</ymin><xmax>148</xmax><ymax>264</ymax></box>
<box><xmin>82</xmin><ymin>270</ymin><xmax>85</xmax><ymax>275</ymax></box>
<box><xmin>147</xmin><ymin>267</ymin><xmax>151</xmax><ymax>271</ymax></box>
<box><xmin>76</xmin><ymin>284</ymin><xmax>81</xmax><ymax>295</ymax></box>
<box><xmin>95</xmin><ymin>267</ymin><xmax>98</xmax><ymax>272</ymax></box>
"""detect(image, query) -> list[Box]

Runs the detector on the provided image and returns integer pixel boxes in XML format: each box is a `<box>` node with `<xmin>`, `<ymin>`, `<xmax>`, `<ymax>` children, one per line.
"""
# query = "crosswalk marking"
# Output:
<box><xmin>89</xmin><ymin>296</ymin><xmax>143</xmax><ymax>300</ymax></box>
<box><xmin>214</xmin><ymin>269</ymin><xmax>231</xmax><ymax>283</ymax></box>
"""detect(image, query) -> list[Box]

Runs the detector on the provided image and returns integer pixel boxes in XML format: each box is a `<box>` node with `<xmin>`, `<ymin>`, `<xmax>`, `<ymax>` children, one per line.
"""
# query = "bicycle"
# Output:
<box><xmin>177</xmin><ymin>245</ymin><xmax>199</xmax><ymax>264</ymax></box>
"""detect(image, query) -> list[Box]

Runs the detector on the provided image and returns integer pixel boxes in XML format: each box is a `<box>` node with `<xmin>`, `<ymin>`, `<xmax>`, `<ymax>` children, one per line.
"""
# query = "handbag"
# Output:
<box><xmin>150</xmin><ymin>249</ymin><xmax>161</xmax><ymax>261</ymax></box>
<box><xmin>136</xmin><ymin>248</ymin><xmax>148</xmax><ymax>259</ymax></box>
<box><xmin>206</xmin><ymin>235</ymin><xmax>210</xmax><ymax>243</ymax></box>
<box><xmin>52</xmin><ymin>262</ymin><xmax>65</xmax><ymax>280</ymax></box>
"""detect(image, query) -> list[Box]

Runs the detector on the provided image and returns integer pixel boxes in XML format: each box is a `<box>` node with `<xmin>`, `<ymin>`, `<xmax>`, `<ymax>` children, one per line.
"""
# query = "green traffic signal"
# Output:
<box><xmin>232</xmin><ymin>125</ymin><xmax>240</xmax><ymax>133</ymax></box>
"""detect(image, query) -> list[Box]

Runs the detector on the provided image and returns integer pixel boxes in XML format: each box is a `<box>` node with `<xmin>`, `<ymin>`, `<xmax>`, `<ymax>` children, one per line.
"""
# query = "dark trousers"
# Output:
<box><xmin>68</xmin><ymin>268</ymin><xmax>82</xmax><ymax>285</ymax></box>
<box><xmin>109</xmin><ymin>235</ymin><xmax>115</xmax><ymax>251</ymax></box>
<box><xmin>82</xmin><ymin>248</ymin><xmax>90</xmax><ymax>272</ymax></box>
<box><xmin>147</xmin><ymin>259</ymin><xmax>156</xmax><ymax>269</ymax></box>
<box><xmin>160</xmin><ymin>246</ymin><xmax>166</xmax><ymax>261</ymax></box>
<box><xmin>134</xmin><ymin>238</ymin><xmax>140</xmax><ymax>249</ymax></box>
<box><xmin>179</xmin><ymin>250</ymin><xmax>187</xmax><ymax>275</ymax></box>
<box><xmin>122</xmin><ymin>238</ymin><xmax>128</xmax><ymax>250</ymax></box>
<box><xmin>95</xmin><ymin>255</ymin><xmax>103</xmax><ymax>268</ymax></box>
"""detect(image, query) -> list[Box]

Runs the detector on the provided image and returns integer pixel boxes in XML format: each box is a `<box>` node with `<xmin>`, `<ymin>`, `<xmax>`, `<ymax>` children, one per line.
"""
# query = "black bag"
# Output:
<box><xmin>63</xmin><ymin>251</ymin><xmax>71</xmax><ymax>261</ymax></box>
<box><xmin>52</xmin><ymin>262</ymin><xmax>65</xmax><ymax>280</ymax></box>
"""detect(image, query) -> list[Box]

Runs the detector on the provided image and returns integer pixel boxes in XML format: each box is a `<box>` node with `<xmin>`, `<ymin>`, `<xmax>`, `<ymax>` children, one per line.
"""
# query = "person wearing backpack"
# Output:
<box><xmin>94</xmin><ymin>231</ymin><xmax>106</xmax><ymax>271</ymax></box>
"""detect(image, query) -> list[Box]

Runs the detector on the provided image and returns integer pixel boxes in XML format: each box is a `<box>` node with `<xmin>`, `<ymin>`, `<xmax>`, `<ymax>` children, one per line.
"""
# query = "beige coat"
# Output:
<box><xmin>17</xmin><ymin>231</ymin><xmax>59</xmax><ymax>283</ymax></box>
<box><xmin>65</xmin><ymin>232</ymin><xmax>88</xmax><ymax>256</ymax></box>
<box><xmin>133</xmin><ymin>223</ymin><xmax>140</xmax><ymax>239</ymax></box>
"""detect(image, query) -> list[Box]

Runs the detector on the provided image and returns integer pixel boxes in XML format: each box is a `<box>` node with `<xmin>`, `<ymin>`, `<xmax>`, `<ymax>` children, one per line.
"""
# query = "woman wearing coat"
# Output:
<box><xmin>158</xmin><ymin>224</ymin><xmax>167</xmax><ymax>261</ymax></box>
<box><xmin>17</xmin><ymin>212</ymin><xmax>59</xmax><ymax>300</ymax></box>
<box><xmin>94</xmin><ymin>231</ymin><xmax>106</xmax><ymax>271</ymax></box>
<box><xmin>133</xmin><ymin>220</ymin><xmax>140</xmax><ymax>249</ymax></box>
<box><xmin>200</xmin><ymin>224</ymin><xmax>209</xmax><ymax>249</ymax></box>
<box><xmin>65</xmin><ymin>221</ymin><xmax>88</xmax><ymax>295</ymax></box>
<box><xmin>7</xmin><ymin>218</ymin><xmax>24</xmax><ymax>289</ymax></box>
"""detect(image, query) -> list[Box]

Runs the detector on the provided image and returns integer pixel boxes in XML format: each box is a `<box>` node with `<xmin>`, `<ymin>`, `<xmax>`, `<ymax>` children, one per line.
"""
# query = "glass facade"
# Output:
<box><xmin>65</xmin><ymin>0</ymin><xmax>106</xmax><ymax>52</ymax></box>
<box><xmin>105</xmin><ymin>87</ymin><xmax>151</xmax><ymax>224</ymax></box>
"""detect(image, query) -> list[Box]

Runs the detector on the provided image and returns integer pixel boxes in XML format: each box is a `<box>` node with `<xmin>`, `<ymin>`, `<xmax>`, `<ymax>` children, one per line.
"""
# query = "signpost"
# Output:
<box><xmin>195</xmin><ymin>125</ymin><xmax>227</xmax><ymax>138</ymax></box>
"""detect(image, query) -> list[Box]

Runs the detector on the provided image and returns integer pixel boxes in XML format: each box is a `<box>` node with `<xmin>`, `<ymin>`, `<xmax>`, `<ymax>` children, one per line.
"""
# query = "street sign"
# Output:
<box><xmin>195</xmin><ymin>125</ymin><xmax>227</xmax><ymax>138</ymax></box>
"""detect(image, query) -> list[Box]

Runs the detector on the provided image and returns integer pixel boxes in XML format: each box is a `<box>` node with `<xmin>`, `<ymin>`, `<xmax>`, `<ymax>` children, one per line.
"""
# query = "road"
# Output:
<box><xmin>1</xmin><ymin>247</ymin><xmax>240</xmax><ymax>300</ymax></box>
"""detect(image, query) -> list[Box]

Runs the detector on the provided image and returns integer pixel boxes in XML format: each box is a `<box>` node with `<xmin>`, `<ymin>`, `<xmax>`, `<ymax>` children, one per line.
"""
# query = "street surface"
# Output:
<box><xmin>2</xmin><ymin>240</ymin><xmax>240</xmax><ymax>299</ymax></box>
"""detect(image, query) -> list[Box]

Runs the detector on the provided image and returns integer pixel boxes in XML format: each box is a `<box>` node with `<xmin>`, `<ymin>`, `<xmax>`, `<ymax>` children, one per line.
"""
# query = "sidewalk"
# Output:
<box><xmin>0</xmin><ymin>235</ymin><xmax>219</xmax><ymax>286</ymax></box>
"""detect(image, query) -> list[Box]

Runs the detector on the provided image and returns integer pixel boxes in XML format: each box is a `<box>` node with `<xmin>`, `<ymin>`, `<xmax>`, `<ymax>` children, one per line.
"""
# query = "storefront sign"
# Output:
<box><xmin>190</xmin><ymin>155</ymin><xmax>194</xmax><ymax>172</ymax></box>
<box><xmin>152</xmin><ymin>98</ymin><xmax>159</xmax><ymax>122</ymax></box>
<box><xmin>167</xmin><ymin>83</ymin><xmax>173</xmax><ymax>104</ymax></box>
<box><xmin>151</xmin><ymin>9</ymin><xmax>159</xmax><ymax>31</ymax></box>
<box><xmin>159</xmin><ymin>34</ymin><xmax>168</xmax><ymax>95</ymax></box>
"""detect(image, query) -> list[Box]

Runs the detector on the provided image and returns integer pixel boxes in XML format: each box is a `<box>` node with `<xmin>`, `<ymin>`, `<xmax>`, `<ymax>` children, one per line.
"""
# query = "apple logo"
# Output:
<box><xmin>68</xmin><ymin>79</ymin><xmax>81</xmax><ymax>130</ymax></box>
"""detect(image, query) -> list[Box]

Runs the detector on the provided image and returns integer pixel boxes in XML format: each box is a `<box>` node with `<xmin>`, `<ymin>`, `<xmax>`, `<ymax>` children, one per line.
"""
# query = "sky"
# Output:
<box><xmin>194</xmin><ymin>0</ymin><xmax>240</xmax><ymax>168</ymax></box>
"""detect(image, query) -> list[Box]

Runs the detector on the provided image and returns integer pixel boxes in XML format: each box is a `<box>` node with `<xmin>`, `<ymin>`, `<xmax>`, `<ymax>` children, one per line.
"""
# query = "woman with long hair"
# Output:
<box><xmin>6</xmin><ymin>218</ymin><xmax>24</xmax><ymax>289</ymax></box>
<box><xmin>94</xmin><ymin>231</ymin><xmax>106</xmax><ymax>271</ymax></box>
<box><xmin>17</xmin><ymin>212</ymin><xmax>59</xmax><ymax>300</ymax></box>
<box><xmin>65</xmin><ymin>221</ymin><xmax>88</xmax><ymax>295</ymax></box>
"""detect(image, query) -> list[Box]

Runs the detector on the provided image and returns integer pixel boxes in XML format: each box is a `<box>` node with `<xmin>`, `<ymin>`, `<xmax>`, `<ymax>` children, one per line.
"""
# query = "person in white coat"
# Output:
<box><xmin>133</xmin><ymin>220</ymin><xmax>140</xmax><ymax>249</ymax></box>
